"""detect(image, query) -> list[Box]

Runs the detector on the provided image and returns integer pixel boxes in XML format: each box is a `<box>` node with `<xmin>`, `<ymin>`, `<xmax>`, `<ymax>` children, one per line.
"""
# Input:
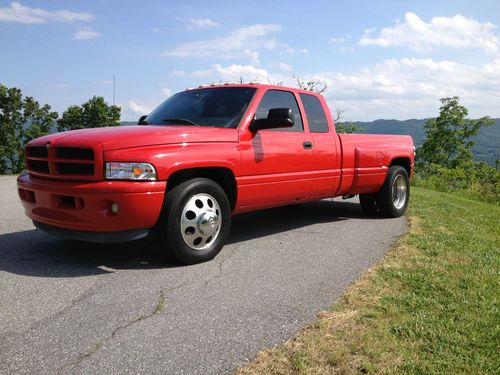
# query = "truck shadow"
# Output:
<box><xmin>0</xmin><ymin>199</ymin><xmax>379</xmax><ymax>278</ymax></box>
<box><xmin>228</xmin><ymin>199</ymin><xmax>370</xmax><ymax>244</ymax></box>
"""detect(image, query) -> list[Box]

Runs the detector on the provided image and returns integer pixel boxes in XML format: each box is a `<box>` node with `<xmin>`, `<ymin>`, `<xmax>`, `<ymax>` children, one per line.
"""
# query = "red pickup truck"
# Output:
<box><xmin>18</xmin><ymin>84</ymin><xmax>414</xmax><ymax>264</ymax></box>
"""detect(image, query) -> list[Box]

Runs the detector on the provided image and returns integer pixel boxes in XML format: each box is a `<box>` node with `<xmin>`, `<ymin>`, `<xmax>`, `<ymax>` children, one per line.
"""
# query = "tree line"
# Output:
<box><xmin>0</xmin><ymin>84</ymin><xmax>120</xmax><ymax>174</ymax></box>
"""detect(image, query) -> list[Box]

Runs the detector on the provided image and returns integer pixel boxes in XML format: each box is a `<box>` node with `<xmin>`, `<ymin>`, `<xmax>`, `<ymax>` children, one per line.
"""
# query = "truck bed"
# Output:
<box><xmin>336</xmin><ymin>133</ymin><xmax>414</xmax><ymax>196</ymax></box>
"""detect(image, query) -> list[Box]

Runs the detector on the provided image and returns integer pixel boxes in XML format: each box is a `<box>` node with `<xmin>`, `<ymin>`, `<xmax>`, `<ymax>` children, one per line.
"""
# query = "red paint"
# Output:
<box><xmin>18</xmin><ymin>175</ymin><xmax>165</xmax><ymax>232</ymax></box>
<box><xmin>18</xmin><ymin>84</ymin><xmax>414</xmax><ymax>235</ymax></box>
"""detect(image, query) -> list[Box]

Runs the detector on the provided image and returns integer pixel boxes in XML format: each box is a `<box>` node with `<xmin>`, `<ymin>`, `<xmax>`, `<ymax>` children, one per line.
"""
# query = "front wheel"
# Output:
<box><xmin>157</xmin><ymin>178</ymin><xmax>231</xmax><ymax>264</ymax></box>
<box><xmin>376</xmin><ymin>166</ymin><xmax>410</xmax><ymax>218</ymax></box>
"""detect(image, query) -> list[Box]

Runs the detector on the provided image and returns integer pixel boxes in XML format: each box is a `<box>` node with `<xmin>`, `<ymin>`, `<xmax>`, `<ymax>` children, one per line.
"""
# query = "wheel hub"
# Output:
<box><xmin>180</xmin><ymin>193</ymin><xmax>222</xmax><ymax>251</ymax></box>
<box><xmin>392</xmin><ymin>174</ymin><xmax>407</xmax><ymax>210</ymax></box>
<box><xmin>197</xmin><ymin>211</ymin><xmax>219</xmax><ymax>236</ymax></box>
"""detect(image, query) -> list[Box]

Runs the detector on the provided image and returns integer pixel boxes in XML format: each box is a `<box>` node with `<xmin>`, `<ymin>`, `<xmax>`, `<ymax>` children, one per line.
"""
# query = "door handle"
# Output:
<box><xmin>303</xmin><ymin>141</ymin><xmax>313</xmax><ymax>149</ymax></box>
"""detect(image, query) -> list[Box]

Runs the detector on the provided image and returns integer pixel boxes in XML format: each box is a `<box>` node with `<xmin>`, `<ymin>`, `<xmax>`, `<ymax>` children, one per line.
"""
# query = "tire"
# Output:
<box><xmin>376</xmin><ymin>166</ymin><xmax>410</xmax><ymax>218</ymax></box>
<box><xmin>157</xmin><ymin>178</ymin><xmax>231</xmax><ymax>264</ymax></box>
<box><xmin>359</xmin><ymin>193</ymin><xmax>379</xmax><ymax>215</ymax></box>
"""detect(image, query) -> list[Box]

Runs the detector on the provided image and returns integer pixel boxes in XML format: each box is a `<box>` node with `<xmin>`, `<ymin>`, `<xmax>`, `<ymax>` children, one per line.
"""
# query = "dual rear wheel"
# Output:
<box><xmin>359</xmin><ymin>165</ymin><xmax>410</xmax><ymax>218</ymax></box>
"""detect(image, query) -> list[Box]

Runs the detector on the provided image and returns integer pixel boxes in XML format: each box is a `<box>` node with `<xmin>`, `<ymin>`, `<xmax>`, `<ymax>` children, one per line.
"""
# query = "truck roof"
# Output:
<box><xmin>185</xmin><ymin>83</ymin><xmax>324</xmax><ymax>96</ymax></box>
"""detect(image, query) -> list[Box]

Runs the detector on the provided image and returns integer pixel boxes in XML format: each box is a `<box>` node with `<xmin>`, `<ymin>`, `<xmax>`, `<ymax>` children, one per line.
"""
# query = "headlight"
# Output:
<box><xmin>105</xmin><ymin>162</ymin><xmax>157</xmax><ymax>181</ymax></box>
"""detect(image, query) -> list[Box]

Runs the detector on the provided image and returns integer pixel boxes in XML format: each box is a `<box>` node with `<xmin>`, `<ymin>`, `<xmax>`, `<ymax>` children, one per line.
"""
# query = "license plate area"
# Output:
<box><xmin>51</xmin><ymin>194</ymin><xmax>85</xmax><ymax>210</ymax></box>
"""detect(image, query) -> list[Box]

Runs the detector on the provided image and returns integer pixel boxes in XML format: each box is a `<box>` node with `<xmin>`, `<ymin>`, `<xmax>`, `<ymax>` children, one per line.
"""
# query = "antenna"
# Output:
<box><xmin>113</xmin><ymin>74</ymin><xmax>116</xmax><ymax>105</ymax></box>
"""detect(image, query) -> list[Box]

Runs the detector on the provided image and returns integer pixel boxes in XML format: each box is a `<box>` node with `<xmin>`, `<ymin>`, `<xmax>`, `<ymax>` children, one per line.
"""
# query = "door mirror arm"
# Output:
<box><xmin>138</xmin><ymin>115</ymin><xmax>148</xmax><ymax>125</ymax></box>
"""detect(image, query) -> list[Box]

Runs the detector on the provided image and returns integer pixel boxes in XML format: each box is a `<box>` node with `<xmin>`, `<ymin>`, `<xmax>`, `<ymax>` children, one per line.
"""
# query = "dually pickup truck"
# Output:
<box><xmin>18</xmin><ymin>84</ymin><xmax>414</xmax><ymax>264</ymax></box>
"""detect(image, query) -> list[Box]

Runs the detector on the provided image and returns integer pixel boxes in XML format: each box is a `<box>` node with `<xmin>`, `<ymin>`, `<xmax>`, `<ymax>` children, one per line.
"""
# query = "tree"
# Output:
<box><xmin>292</xmin><ymin>74</ymin><xmax>327</xmax><ymax>93</ymax></box>
<box><xmin>330</xmin><ymin>105</ymin><xmax>363</xmax><ymax>133</ymax></box>
<box><xmin>58</xmin><ymin>96</ymin><xmax>120</xmax><ymax>132</ymax></box>
<box><xmin>336</xmin><ymin>123</ymin><xmax>363</xmax><ymax>133</ymax></box>
<box><xmin>0</xmin><ymin>84</ymin><xmax>58</xmax><ymax>174</ymax></box>
<box><xmin>417</xmin><ymin>96</ymin><xmax>494</xmax><ymax>170</ymax></box>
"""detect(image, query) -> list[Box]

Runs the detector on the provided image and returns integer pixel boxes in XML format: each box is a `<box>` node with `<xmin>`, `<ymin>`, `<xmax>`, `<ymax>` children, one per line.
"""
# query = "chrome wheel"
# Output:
<box><xmin>180</xmin><ymin>193</ymin><xmax>221</xmax><ymax>250</ymax></box>
<box><xmin>392</xmin><ymin>174</ymin><xmax>407</xmax><ymax>210</ymax></box>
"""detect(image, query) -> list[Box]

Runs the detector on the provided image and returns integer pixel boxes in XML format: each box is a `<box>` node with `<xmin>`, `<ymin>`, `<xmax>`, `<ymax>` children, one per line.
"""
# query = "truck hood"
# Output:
<box><xmin>29</xmin><ymin>125</ymin><xmax>239</xmax><ymax>151</ymax></box>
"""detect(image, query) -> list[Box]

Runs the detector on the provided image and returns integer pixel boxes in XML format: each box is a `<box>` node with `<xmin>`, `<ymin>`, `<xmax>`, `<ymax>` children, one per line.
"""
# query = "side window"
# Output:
<box><xmin>299</xmin><ymin>94</ymin><xmax>329</xmax><ymax>133</ymax></box>
<box><xmin>255</xmin><ymin>90</ymin><xmax>303</xmax><ymax>132</ymax></box>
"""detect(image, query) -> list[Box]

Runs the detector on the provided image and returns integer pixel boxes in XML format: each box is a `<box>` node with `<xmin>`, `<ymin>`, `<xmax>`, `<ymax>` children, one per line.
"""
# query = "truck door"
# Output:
<box><xmin>299</xmin><ymin>93</ymin><xmax>341</xmax><ymax>198</ymax></box>
<box><xmin>239</xmin><ymin>89</ymin><xmax>314</xmax><ymax>210</ymax></box>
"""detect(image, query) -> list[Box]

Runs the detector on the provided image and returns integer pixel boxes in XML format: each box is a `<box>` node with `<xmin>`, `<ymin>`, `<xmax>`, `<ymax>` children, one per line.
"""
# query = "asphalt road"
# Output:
<box><xmin>0</xmin><ymin>175</ymin><xmax>407</xmax><ymax>374</ymax></box>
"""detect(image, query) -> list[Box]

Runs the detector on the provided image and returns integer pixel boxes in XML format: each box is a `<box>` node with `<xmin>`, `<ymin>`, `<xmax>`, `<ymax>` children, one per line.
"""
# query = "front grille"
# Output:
<box><xmin>56</xmin><ymin>147</ymin><xmax>94</xmax><ymax>160</ymax></box>
<box><xmin>27</xmin><ymin>159</ymin><xmax>50</xmax><ymax>174</ymax></box>
<box><xmin>25</xmin><ymin>145</ymin><xmax>100</xmax><ymax>181</ymax></box>
<box><xmin>27</xmin><ymin>146</ymin><xmax>48</xmax><ymax>158</ymax></box>
<box><xmin>57</xmin><ymin>162</ymin><xmax>94</xmax><ymax>175</ymax></box>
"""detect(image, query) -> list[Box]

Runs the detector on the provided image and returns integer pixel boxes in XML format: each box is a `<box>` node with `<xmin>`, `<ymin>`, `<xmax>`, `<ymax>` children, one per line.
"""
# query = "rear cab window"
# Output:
<box><xmin>299</xmin><ymin>93</ymin><xmax>330</xmax><ymax>133</ymax></box>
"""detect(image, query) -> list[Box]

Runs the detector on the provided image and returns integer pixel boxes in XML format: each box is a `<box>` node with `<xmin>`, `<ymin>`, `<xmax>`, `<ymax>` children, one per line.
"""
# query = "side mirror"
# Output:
<box><xmin>138</xmin><ymin>115</ymin><xmax>148</xmax><ymax>125</ymax></box>
<box><xmin>250</xmin><ymin>108</ymin><xmax>294</xmax><ymax>132</ymax></box>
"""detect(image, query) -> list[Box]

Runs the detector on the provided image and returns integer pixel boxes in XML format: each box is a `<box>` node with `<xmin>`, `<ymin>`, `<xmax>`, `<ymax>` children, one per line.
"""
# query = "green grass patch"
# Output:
<box><xmin>237</xmin><ymin>187</ymin><xmax>500</xmax><ymax>374</ymax></box>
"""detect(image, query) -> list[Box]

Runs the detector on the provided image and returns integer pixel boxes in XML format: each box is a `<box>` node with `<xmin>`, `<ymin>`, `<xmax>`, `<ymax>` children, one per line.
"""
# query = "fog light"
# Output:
<box><xmin>111</xmin><ymin>202</ymin><xmax>119</xmax><ymax>214</ymax></box>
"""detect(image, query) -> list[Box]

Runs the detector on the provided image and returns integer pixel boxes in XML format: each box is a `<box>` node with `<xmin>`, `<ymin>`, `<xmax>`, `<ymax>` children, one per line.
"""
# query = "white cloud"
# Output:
<box><xmin>128</xmin><ymin>57</ymin><xmax>500</xmax><ymax>120</ymax></box>
<box><xmin>276</xmin><ymin>62</ymin><xmax>293</xmax><ymax>72</ymax></box>
<box><xmin>315</xmin><ymin>58</ymin><xmax>500</xmax><ymax>120</ymax></box>
<box><xmin>128</xmin><ymin>101</ymin><xmax>154</xmax><ymax>115</ymax></box>
<box><xmin>328</xmin><ymin>35</ymin><xmax>355</xmax><ymax>53</ymax></box>
<box><xmin>101</xmin><ymin>80</ymin><xmax>113</xmax><ymax>85</ymax></box>
<box><xmin>483</xmin><ymin>58</ymin><xmax>500</xmax><ymax>79</ymax></box>
<box><xmin>73</xmin><ymin>27</ymin><xmax>102</xmax><ymax>40</ymax></box>
<box><xmin>0</xmin><ymin>2</ymin><xmax>93</xmax><ymax>24</ymax></box>
<box><xmin>171</xmin><ymin>70</ymin><xmax>187</xmax><ymax>77</ymax></box>
<box><xmin>163</xmin><ymin>24</ymin><xmax>283</xmax><ymax>64</ymax></box>
<box><xmin>212</xmin><ymin>64</ymin><xmax>271</xmax><ymax>81</ymax></box>
<box><xmin>176</xmin><ymin>63</ymin><xmax>296</xmax><ymax>87</ymax></box>
<box><xmin>359</xmin><ymin>12</ymin><xmax>500</xmax><ymax>54</ymax></box>
<box><xmin>189</xmin><ymin>17</ymin><xmax>219</xmax><ymax>28</ymax></box>
<box><xmin>185</xmin><ymin>63</ymin><xmax>273</xmax><ymax>83</ymax></box>
<box><xmin>328</xmin><ymin>37</ymin><xmax>346</xmax><ymax>44</ymax></box>
<box><xmin>162</xmin><ymin>88</ymin><xmax>172</xmax><ymax>98</ymax></box>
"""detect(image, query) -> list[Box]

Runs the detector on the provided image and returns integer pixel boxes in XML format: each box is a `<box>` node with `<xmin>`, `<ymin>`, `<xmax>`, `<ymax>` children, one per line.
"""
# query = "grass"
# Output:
<box><xmin>237</xmin><ymin>187</ymin><xmax>500</xmax><ymax>374</ymax></box>
<box><xmin>411</xmin><ymin>175</ymin><xmax>499</xmax><ymax>205</ymax></box>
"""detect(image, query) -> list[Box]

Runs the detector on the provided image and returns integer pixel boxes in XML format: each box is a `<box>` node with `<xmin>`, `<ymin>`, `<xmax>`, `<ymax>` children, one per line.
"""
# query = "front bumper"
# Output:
<box><xmin>33</xmin><ymin>221</ymin><xmax>150</xmax><ymax>243</ymax></box>
<box><xmin>17</xmin><ymin>173</ymin><xmax>166</xmax><ymax>237</ymax></box>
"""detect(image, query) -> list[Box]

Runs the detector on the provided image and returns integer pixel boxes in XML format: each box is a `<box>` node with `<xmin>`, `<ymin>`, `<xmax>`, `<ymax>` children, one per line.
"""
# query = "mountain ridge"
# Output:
<box><xmin>338</xmin><ymin>118</ymin><xmax>499</xmax><ymax>166</ymax></box>
<box><xmin>119</xmin><ymin>118</ymin><xmax>499</xmax><ymax>166</ymax></box>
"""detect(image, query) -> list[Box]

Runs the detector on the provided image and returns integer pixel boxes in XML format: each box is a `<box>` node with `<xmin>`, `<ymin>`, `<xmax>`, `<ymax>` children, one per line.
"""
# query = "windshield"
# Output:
<box><xmin>145</xmin><ymin>87</ymin><xmax>256</xmax><ymax>128</ymax></box>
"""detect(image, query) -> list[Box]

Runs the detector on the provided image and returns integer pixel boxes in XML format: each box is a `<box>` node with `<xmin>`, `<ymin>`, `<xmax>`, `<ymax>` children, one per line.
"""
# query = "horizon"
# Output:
<box><xmin>119</xmin><ymin>116</ymin><xmax>500</xmax><ymax>124</ymax></box>
<box><xmin>1</xmin><ymin>0</ymin><xmax>499</xmax><ymax>122</ymax></box>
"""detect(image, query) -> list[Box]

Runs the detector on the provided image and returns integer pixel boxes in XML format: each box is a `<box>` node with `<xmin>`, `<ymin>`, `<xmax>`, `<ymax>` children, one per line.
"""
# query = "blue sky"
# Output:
<box><xmin>1</xmin><ymin>0</ymin><xmax>499</xmax><ymax>121</ymax></box>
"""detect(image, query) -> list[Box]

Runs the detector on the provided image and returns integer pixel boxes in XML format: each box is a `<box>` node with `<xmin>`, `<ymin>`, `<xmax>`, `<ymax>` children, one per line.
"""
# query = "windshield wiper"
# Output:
<box><xmin>162</xmin><ymin>118</ymin><xmax>201</xmax><ymax>126</ymax></box>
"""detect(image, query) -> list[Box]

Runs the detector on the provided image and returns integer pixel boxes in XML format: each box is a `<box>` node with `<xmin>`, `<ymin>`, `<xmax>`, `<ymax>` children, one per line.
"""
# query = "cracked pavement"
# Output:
<box><xmin>0</xmin><ymin>176</ymin><xmax>407</xmax><ymax>374</ymax></box>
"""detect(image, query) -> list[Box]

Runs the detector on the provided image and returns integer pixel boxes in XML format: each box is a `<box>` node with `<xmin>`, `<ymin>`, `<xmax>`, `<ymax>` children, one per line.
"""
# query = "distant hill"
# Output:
<box><xmin>339</xmin><ymin>118</ymin><xmax>499</xmax><ymax>166</ymax></box>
